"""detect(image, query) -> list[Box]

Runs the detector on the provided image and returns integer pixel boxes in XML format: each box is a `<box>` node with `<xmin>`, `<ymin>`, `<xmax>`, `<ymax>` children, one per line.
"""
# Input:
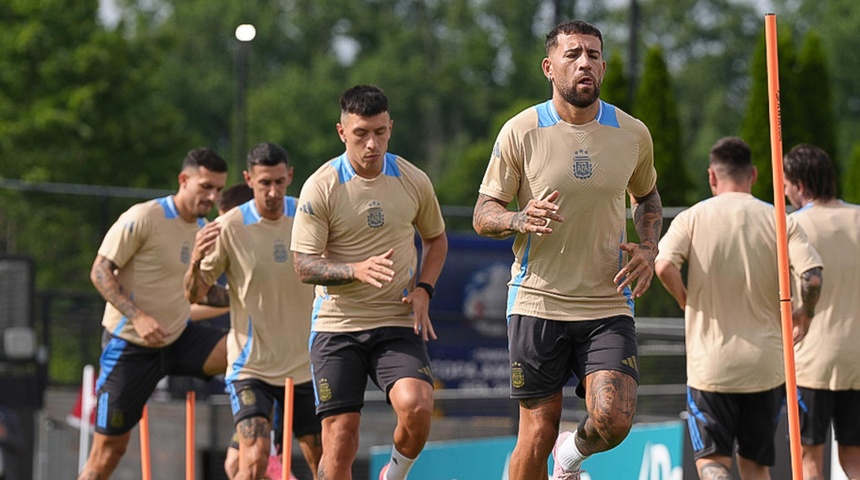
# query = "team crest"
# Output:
<box><xmin>180</xmin><ymin>241</ymin><xmax>192</xmax><ymax>264</ymax></box>
<box><xmin>573</xmin><ymin>149</ymin><xmax>593</xmax><ymax>179</ymax></box>
<box><xmin>273</xmin><ymin>239</ymin><xmax>288</xmax><ymax>263</ymax></box>
<box><xmin>511</xmin><ymin>362</ymin><xmax>525</xmax><ymax>389</ymax></box>
<box><xmin>367</xmin><ymin>200</ymin><xmax>385</xmax><ymax>228</ymax></box>
<box><xmin>317</xmin><ymin>378</ymin><xmax>332</xmax><ymax>403</ymax></box>
<box><xmin>239</xmin><ymin>388</ymin><xmax>256</xmax><ymax>407</ymax></box>
<box><xmin>110</xmin><ymin>408</ymin><xmax>124</xmax><ymax>428</ymax></box>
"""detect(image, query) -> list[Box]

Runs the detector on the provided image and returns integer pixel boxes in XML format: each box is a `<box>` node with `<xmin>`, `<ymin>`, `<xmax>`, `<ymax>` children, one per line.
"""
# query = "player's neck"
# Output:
<box><xmin>553</xmin><ymin>97</ymin><xmax>600</xmax><ymax>125</ymax></box>
<box><xmin>171</xmin><ymin>194</ymin><xmax>198</xmax><ymax>223</ymax></box>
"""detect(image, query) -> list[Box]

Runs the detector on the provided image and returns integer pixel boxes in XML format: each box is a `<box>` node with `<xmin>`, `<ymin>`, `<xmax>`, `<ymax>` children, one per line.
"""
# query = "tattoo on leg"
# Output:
<box><xmin>699</xmin><ymin>461</ymin><xmax>732</xmax><ymax>479</ymax></box>
<box><xmin>237</xmin><ymin>417</ymin><xmax>270</xmax><ymax>440</ymax></box>
<box><xmin>581</xmin><ymin>371</ymin><xmax>637</xmax><ymax>453</ymax></box>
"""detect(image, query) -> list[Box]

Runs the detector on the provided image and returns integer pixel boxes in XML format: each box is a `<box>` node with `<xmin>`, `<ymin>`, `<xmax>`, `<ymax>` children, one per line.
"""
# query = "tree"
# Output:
<box><xmin>795</xmin><ymin>30</ymin><xmax>839</xmax><ymax>180</ymax></box>
<box><xmin>633</xmin><ymin>46</ymin><xmax>690</xmax><ymax>206</ymax></box>
<box><xmin>739</xmin><ymin>26</ymin><xmax>802</xmax><ymax>202</ymax></box>
<box><xmin>843</xmin><ymin>142</ymin><xmax>860</xmax><ymax>203</ymax></box>
<box><xmin>601</xmin><ymin>49</ymin><xmax>631</xmax><ymax>112</ymax></box>
<box><xmin>0</xmin><ymin>0</ymin><xmax>192</xmax><ymax>289</ymax></box>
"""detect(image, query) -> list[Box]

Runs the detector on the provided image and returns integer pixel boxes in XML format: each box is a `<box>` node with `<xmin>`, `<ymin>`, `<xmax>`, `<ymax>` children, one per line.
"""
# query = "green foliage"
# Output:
<box><xmin>601</xmin><ymin>49</ymin><xmax>630</xmax><ymax>112</ymax></box>
<box><xmin>740</xmin><ymin>26</ymin><xmax>803</xmax><ymax>202</ymax></box>
<box><xmin>794</xmin><ymin>30</ymin><xmax>839</xmax><ymax>179</ymax></box>
<box><xmin>633</xmin><ymin>46</ymin><xmax>691</xmax><ymax>206</ymax></box>
<box><xmin>0</xmin><ymin>0</ymin><xmax>193</xmax><ymax>290</ymax></box>
<box><xmin>843</xmin><ymin>143</ymin><xmax>860</xmax><ymax>204</ymax></box>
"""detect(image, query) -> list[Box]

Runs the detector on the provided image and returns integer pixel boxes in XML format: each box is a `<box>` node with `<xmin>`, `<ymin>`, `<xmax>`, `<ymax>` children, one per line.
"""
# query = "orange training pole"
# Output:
<box><xmin>186</xmin><ymin>390</ymin><xmax>196</xmax><ymax>480</ymax></box>
<box><xmin>765</xmin><ymin>13</ymin><xmax>803</xmax><ymax>480</ymax></box>
<box><xmin>140</xmin><ymin>404</ymin><xmax>152</xmax><ymax>480</ymax></box>
<box><xmin>282</xmin><ymin>377</ymin><xmax>295</xmax><ymax>480</ymax></box>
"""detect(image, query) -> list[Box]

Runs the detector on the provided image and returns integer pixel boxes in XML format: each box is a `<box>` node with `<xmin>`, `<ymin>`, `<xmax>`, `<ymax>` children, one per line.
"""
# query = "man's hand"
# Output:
<box><xmin>402</xmin><ymin>288</ymin><xmax>437</xmax><ymax>341</ymax></box>
<box><xmin>353</xmin><ymin>249</ymin><xmax>395</xmax><ymax>288</ymax></box>
<box><xmin>791</xmin><ymin>307</ymin><xmax>813</xmax><ymax>345</ymax></box>
<box><xmin>192</xmin><ymin>221</ymin><xmax>221</xmax><ymax>264</ymax></box>
<box><xmin>130</xmin><ymin>311</ymin><xmax>170</xmax><ymax>347</ymax></box>
<box><xmin>515</xmin><ymin>190</ymin><xmax>564</xmax><ymax>235</ymax></box>
<box><xmin>614</xmin><ymin>241</ymin><xmax>657</xmax><ymax>298</ymax></box>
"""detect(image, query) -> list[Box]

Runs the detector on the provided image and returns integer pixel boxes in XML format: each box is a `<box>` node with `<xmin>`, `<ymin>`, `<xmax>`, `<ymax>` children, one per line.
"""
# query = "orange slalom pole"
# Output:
<box><xmin>765</xmin><ymin>13</ymin><xmax>803</xmax><ymax>479</ymax></box>
<box><xmin>282</xmin><ymin>377</ymin><xmax>295</xmax><ymax>480</ymax></box>
<box><xmin>186</xmin><ymin>390</ymin><xmax>196</xmax><ymax>480</ymax></box>
<box><xmin>140</xmin><ymin>404</ymin><xmax>152</xmax><ymax>480</ymax></box>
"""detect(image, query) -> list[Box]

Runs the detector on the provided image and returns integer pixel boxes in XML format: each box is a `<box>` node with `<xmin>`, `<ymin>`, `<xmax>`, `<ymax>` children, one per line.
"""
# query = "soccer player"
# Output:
<box><xmin>291</xmin><ymin>84</ymin><xmax>448</xmax><ymax>480</ymax></box>
<box><xmin>655</xmin><ymin>136</ymin><xmax>823</xmax><ymax>479</ymax></box>
<box><xmin>78</xmin><ymin>148</ymin><xmax>229</xmax><ymax>480</ymax></box>
<box><xmin>472</xmin><ymin>19</ymin><xmax>663</xmax><ymax>480</ymax></box>
<box><xmin>185</xmin><ymin>143</ymin><xmax>322</xmax><ymax>480</ymax></box>
<box><xmin>783</xmin><ymin>144</ymin><xmax>860</xmax><ymax>480</ymax></box>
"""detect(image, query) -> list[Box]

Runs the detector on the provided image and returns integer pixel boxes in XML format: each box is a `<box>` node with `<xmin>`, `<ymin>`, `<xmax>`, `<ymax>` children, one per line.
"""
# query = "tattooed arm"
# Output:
<box><xmin>294</xmin><ymin>250</ymin><xmax>395</xmax><ymax>288</ymax></box>
<box><xmin>472</xmin><ymin>191</ymin><xmax>564</xmax><ymax>239</ymax></box>
<box><xmin>792</xmin><ymin>266</ymin><xmax>823</xmax><ymax>344</ymax></box>
<box><xmin>183</xmin><ymin>221</ymin><xmax>229</xmax><ymax>307</ymax></box>
<box><xmin>614</xmin><ymin>186</ymin><xmax>663</xmax><ymax>298</ymax></box>
<box><xmin>90</xmin><ymin>255</ymin><xmax>168</xmax><ymax>346</ymax></box>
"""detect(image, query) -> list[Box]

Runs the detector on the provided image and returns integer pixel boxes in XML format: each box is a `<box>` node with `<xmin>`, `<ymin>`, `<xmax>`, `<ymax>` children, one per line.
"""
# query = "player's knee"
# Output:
<box><xmin>598</xmin><ymin>419</ymin><xmax>633</xmax><ymax>449</ymax></box>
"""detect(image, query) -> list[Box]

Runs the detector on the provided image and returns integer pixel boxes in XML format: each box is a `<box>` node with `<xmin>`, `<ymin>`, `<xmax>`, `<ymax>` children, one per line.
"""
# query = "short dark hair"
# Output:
<box><xmin>709</xmin><ymin>136</ymin><xmax>754</xmax><ymax>180</ymax></box>
<box><xmin>182</xmin><ymin>147</ymin><xmax>228</xmax><ymax>173</ymax></box>
<box><xmin>339</xmin><ymin>84</ymin><xmax>389</xmax><ymax>117</ymax></box>
<box><xmin>546</xmin><ymin>20</ymin><xmax>604</xmax><ymax>54</ymax></box>
<box><xmin>784</xmin><ymin>144</ymin><xmax>837</xmax><ymax>202</ymax></box>
<box><xmin>218</xmin><ymin>182</ymin><xmax>254</xmax><ymax>213</ymax></box>
<box><xmin>246</xmin><ymin>142</ymin><xmax>290</xmax><ymax>170</ymax></box>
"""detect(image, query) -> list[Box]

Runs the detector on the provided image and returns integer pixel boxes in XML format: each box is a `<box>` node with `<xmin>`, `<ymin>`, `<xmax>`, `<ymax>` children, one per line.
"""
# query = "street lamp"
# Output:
<box><xmin>234</xmin><ymin>24</ymin><xmax>256</xmax><ymax>175</ymax></box>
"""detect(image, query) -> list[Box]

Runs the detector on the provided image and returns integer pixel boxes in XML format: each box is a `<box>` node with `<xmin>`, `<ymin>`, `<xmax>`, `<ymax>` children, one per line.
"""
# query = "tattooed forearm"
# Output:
<box><xmin>183</xmin><ymin>260</ymin><xmax>212</xmax><ymax>303</ymax></box>
<box><xmin>237</xmin><ymin>417</ymin><xmax>270</xmax><ymax>440</ymax></box>
<box><xmin>203</xmin><ymin>284</ymin><xmax>229</xmax><ymax>307</ymax></box>
<box><xmin>631</xmin><ymin>188</ymin><xmax>663</xmax><ymax>253</ymax></box>
<box><xmin>800</xmin><ymin>267</ymin><xmax>823</xmax><ymax>317</ymax></box>
<box><xmin>473</xmin><ymin>194</ymin><xmax>522</xmax><ymax>239</ymax></box>
<box><xmin>91</xmin><ymin>256</ymin><xmax>138</xmax><ymax>319</ymax></box>
<box><xmin>294</xmin><ymin>252</ymin><xmax>355</xmax><ymax>286</ymax></box>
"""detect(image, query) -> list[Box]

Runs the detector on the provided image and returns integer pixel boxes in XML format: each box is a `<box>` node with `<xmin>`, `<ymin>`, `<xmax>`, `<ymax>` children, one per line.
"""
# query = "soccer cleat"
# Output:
<box><xmin>552</xmin><ymin>431</ymin><xmax>582</xmax><ymax>480</ymax></box>
<box><xmin>379</xmin><ymin>463</ymin><xmax>389</xmax><ymax>480</ymax></box>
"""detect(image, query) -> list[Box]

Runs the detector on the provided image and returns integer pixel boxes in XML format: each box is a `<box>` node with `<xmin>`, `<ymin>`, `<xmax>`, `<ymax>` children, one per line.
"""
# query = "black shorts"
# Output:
<box><xmin>309</xmin><ymin>327</ymin><xmax>434</xmax><ymax>418</ymax></box>
<box><xmin>686</xmin><ymin>385</ymin><xmax>785</xmax><ymax>466</ymax></box>
<box><xmin>94</xmin><ymin>322</ymin><xmax>225</xmax><ymax>435</ymax></box>
<box><xmin>507</xmin><ymin>315</ymin><xmax>639</xmax><ymax>399</ymax></box>
<box><xmin>227</xmin><ymin>379</ymin><xmax>320</xmax><ymax>449</ymax></box>
<box><xmin>798</xmin><ymin>387</ymin><xmax>860</xmax><ymax>446</ymax></box>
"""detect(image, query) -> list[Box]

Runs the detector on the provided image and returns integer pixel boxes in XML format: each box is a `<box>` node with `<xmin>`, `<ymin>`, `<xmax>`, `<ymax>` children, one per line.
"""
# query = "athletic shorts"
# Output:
<box><xmin>507</xmin><ymin>315</ymin><xmax>639</xmax><ymax>399</ymax></box>
<box><xmin>94</xmin><ymin>321</ymin><xmax>225</xmax><ymax>435</ymax></box>
<box><xmin>686</xmin><ymin>385</ymin><xmax>785</xmax><ymax>466</ymax></box>
<box><xmin>227</xmin><ymin>379</ymin><xmax>320</xmax><ymax>450</ymax></box>
<box><xmin>309</xmin><ymin>327</ymin><xmax>434</xmax><ymax>418</ymax></box>
<box><xmin>798</xmin><ymin>387</ymin><xmax>860</xmax><ymax>446</ymax></box>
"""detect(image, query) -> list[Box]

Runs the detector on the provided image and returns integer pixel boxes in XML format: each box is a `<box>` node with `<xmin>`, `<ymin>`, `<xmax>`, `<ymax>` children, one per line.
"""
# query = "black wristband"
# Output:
<box><xmin>416</xmin><ymin>282</ymin><xmax>435</xmax><ymax>299</ymax></box>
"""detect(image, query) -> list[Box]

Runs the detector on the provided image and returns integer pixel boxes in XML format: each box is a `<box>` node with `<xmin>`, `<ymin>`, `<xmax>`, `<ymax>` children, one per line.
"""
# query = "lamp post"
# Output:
<box><xmin>234</xmin><ymin>24</ymin><xmax>256</xmax><ymax>175</ymax></box>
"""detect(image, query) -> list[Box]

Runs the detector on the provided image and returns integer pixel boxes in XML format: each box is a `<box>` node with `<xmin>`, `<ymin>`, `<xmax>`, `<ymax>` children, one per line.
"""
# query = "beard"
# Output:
<box><xmin>556</xmin><ymin>79</ymin><xmax>601</xmax><ymax>108</ymax></box>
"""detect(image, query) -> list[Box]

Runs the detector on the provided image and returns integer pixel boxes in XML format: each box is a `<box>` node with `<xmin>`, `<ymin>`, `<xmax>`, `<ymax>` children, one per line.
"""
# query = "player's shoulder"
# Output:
<box><xmin>122</xmin><ymin>197</ymin><xmax>173</xmax><ymax>222</ymax></box>
<box><xmin>605</xmin><ymin>102</ymin><xmax>651</xmax><ymax>138</ymax></box>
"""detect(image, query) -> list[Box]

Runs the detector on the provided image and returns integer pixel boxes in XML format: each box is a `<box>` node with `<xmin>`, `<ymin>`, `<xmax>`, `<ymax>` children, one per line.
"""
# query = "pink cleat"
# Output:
<box><xmin>379</xmin><ymin>463</ymin><xmax>389</xmax><ymax>480</ymax></box>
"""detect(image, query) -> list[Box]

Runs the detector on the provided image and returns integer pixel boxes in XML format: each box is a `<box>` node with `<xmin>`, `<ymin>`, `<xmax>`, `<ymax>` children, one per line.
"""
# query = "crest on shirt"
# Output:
<box><xmin>273</xmin><ymin>238</ymin><xmax>288</xmax><ymax>263</ymax></box>
<box><xmin>367</xmin><ymin>200</ymin><xmax>385</xmax><ymax>228</ymax></box>
<box><xmin>573</xmin><ymin>149</ymin><xmax>593</xmax><ymax>179</ymax></box>
<box><xmin>181</xmin><ymin>241</ymin><xmax>192</xmax><ymax>265</ymax></box>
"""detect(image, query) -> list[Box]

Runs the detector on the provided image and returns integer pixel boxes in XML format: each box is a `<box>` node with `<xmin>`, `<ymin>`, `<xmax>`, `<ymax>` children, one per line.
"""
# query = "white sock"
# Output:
<box><xmin>557</xmin><ymin>430</ymin><xmax>589</xmax><ymax>471</ymax></box>
<box><xmin>384</xmin><ymin>448</ymin><xmax>417</xmax><ymax>480</ymax></box>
